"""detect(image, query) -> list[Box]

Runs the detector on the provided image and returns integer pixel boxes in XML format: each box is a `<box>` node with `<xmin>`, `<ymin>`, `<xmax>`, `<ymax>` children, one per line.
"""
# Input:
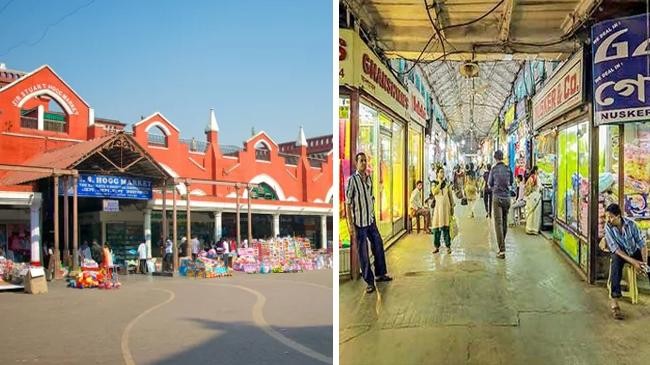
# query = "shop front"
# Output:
<box><xmin>591</xmin><ymin>14</ymin><xmax>650</xmax><ymax>284</ymax></box>
<box><xmin>339</xmin><ymin>28</ymin><xmax>411</xmax><ymax>249</ymax></box>
<box><xmin>504</xmin><ymin>105</ymin><xmax>517</xmax><ymax>173</ymax></box>
<box><xmin>0</xmin><ymin>132</ymin><xmax>172</xmax><ymax>277</ymax></box>
<box><xmin>407</xmin><ymin>81</ymin><xmax>426</xmax><ymax>200</ymax></box>
<box><xmin>532</xmin><ymin>49</ymin><xmax>592</xmax><ymax>276</ymax></box>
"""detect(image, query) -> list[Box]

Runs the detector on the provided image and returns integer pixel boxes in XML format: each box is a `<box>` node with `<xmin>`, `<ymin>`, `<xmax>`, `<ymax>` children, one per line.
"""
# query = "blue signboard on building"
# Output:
<box><xmin>60</xmin><ymin>174</ymin><xmax>152</xmax><ymax>200</ymax></box>
<box><xmin>592</xmin><ymin>14</ymin><xmax>650</xmax><ymax>125</ymax></box>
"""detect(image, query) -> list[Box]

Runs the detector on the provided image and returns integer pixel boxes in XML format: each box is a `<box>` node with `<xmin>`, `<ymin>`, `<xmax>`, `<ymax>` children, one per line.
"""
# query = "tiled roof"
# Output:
<box><xmin>0</xmin><ymin>135</ymin><xmax>114</xmax><ymax>185</ymax></box>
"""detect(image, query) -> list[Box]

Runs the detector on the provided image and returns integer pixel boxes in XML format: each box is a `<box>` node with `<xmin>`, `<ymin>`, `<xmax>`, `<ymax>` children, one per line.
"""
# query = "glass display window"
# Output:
<box><xmin>339</xmin><ymin>97</ymin><xmax>351</xmax><ymax>248</ymax></box>
<box><xmin>556</xmin><ymin>121</ymin><xmax>590</xmax><ymax>237</ymax></box>
<box><xmin>358</xmin><ymin>102</ymin><xmax>379</xmax><ymax>221</ymax></box>
<box><xmin>379</xmin><ymin>127</ymin><xmax>393</xmax><ymax>238</ymax></box>
<box><xmin>623</xmin><ymin>122</ymin><xmax>650</xmax><ymax>220</ymax></box>
<box><xmin>408</xmin><ymin>127</ymin><xmax>423</xmax><ymax>194</ymax></box>
<box><xmin>392</xmin><ymin>121</ymin><xmax>404</xmax><ymax>223</ymax></box>
<box><xmin>598</xmin><ymin>125</ymin><xmax>619</xmax><ymax>240</ymax></box>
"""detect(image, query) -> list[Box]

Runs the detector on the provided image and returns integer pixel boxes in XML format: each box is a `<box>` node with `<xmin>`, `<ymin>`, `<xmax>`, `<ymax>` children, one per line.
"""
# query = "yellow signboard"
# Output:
<box><xmin>338</xmin><ymin>29</ymin><xmax>409</xmax><ymax>119</ymax></box>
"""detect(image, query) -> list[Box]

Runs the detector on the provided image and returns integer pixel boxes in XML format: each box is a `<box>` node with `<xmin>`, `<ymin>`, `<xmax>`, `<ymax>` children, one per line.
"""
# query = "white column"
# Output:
<box><xmin>320</xmin><ymin>215</ymin><xmax>327</xmax><ymax>250</ymax></box>
<box><xmin>37</xmin><ymin>105</ymin><xmax>44</xmax><ymax>130</ymax></box>
<box><xmin>144</xmin><ymin>209</ymin><xmax>152</xmax><ymax>258</ymax></box>
<box><xmin>214</xmin><ymin>211</ymin><xmax>222</xmax><ymax>241</ymax></box>
<box><xmin>30</xmin><ymin>195</ymin><xmax>42</xmax><ymax>265</ymax></box>
<box><xmin>273</xmin><ymin>214</ymin><xmax>280</xmax><ymax>238</ymax></box>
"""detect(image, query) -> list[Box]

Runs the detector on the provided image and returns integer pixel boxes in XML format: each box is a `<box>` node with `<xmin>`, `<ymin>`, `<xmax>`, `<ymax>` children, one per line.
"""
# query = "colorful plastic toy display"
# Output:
<box><xmin>232</xmin><ymin>237</ymin><xmax>332</xmax><ymax>274</ymax></box>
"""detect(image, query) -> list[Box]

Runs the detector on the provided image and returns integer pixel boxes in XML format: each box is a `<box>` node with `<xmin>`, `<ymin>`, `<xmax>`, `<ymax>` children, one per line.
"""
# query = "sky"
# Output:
<box><xmin>0</xmin><ymin>0</ymin><xmax>333</xmax><ymax>146</ymax></box>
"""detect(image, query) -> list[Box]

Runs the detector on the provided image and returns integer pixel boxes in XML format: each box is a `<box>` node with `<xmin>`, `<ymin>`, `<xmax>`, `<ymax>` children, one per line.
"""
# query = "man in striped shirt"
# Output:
<box><xmin>603</xmin><ymin>203</ymin><xmax>650</xmax><ymax>319</ymax></box>
<box><xmin>346</xmin><ymin>152</ymin><xmax>393</xmax><ymax>294</ymax></box>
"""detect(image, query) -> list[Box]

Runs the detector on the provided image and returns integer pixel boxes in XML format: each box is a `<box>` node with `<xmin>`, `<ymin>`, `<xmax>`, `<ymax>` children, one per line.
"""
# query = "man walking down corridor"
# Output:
<box><xmin>346</xmin><ymin>152</ymin><xmax>393</xmax><ymax>294</ymax></box>
<box><xmin>488</xmin><ymin>150</ymin><xmax>513</xmax><ymax>259</ymax></box>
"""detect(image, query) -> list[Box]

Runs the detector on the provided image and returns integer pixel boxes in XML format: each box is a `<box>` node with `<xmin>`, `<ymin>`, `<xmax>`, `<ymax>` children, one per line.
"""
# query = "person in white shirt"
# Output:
<box><xmin>164</xmin><ymin>238</ymin><xmax>173</xmax><ymax>272</ymax></box>
<box><xmin>409</xmin><ymin>180</ymin><xmax>431</xmax><ymax>233</ymax></box>
<box><xmin>137</xmin><ymin>242</ymin><xmax>147</xmax><ymax>274</ymax></box>
<box><xmin>191</xmin><ymin>236</ymin><xmax>200</xmax><ymax>260</ymax></box>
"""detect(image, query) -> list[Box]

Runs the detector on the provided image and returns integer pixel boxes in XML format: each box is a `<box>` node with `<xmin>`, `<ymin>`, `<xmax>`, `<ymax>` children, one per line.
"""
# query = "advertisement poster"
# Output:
<box><xmin>592</xmin><ymin>14</ymin><xmax>650</xmax><ymax>125</ymax></box>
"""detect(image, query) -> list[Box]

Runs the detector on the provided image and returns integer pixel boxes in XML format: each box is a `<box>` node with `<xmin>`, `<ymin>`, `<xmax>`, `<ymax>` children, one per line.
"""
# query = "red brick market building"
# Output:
<box><xmin>0</xmin><ymin>64</ymin><xmax>333</xmax><ymax>266</ymax></box>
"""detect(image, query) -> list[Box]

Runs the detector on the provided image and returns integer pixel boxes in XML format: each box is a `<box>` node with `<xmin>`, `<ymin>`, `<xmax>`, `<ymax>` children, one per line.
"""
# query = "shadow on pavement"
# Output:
<box><xmin>148</xmin><ymin>318</ymin><xmax>332</xmax><ymax>365</ymax></box>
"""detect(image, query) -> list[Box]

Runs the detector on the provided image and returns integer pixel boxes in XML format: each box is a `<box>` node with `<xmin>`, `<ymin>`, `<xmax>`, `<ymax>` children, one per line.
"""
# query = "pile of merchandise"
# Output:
<box><xmin>179</xmin><ymin>257</ymin><xmax>231</xmax><ymax>278</ymax></box>
<box><xmin>232</xmin><ymin>237</ymin><xmax>332</xmax><ymax>274</ymax></box>
<box><xmin>0</xmin><ymin>258</ymin><xmax>29</xmax><ymax>285</ymax></box>
<box><xmin>67</xmin><ymin>259</ymin><xmax>121</xmax><ymax>289</ymax></box>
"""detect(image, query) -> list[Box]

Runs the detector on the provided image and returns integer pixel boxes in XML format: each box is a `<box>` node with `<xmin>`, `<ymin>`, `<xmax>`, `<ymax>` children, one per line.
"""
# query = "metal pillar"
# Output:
<box><xmin>53</xmin><ymin>176</ymin><xmax>61</xmax><ymax>279</ymax></box>
<box><xmin>72</xmin><ymin>176</ymin><xmax>78</xmax><ymax>270</ymax></box>
<box><xmin>172</xmin><ymin>185</ymin><xmax>178</xmax><ymax>271</ymax></box>
<box><xmin>63</xmin><ymin>176</ymin><xmax>70</xmax><ymax>266</ymax></box>
<box><xmin>185</xmin><ymin>180</ymin><xmax>191</xmax><ymax>257</ymax></box>
<box><xmin>247</xmin><ymin>185</ymin><xmax>252</xmax><ymax>244</ymax></box>
<box><xmin>161</xmin><ymin>181</ymin><xmax>168</xmax><ymax>265</ymax></box>
<box><xmin>236</xmin><ymin>184</ymin><xmax>241</xmax><ymax>247</ymax></box>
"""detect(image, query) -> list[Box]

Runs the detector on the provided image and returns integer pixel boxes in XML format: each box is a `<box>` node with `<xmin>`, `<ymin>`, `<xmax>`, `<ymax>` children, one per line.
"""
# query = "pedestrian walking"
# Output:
<box><xmin>464</xmin><ymin>175</ymin><xmax>478</xmax><ymax>218</ymax></box>
<box><xmin>102</xmin><ymin>243</ymin><xmax>114</xmax><ymax>279</ymax></box>
<box><xmin>431</xmin><ymin>166</ymin><xmax>455</xmax><ymax>254</ymax></box>
<box><xmin>410</xmin><ymin>180</ymin><xmax>431</xmax><ymax>233</ymax></box>
<box><xmin>482</xmin><ymin>164</ymin><xmax>493</xmax><ymax>218</ymax></box>
<box><xmin>345</xmin><ymin>152</ymin><xmax>393</xmax><ymax>294</ymax></box>
<box><xmin>137</xmin><ymin>242</ymin><xmax>148</xmax><ymax>274</ymax></box>
<box><xmin>510</xmin><ymin>175</ymin><xmax>526</xmax><ymax>225</ymax></box>
<box><xmin>525</xmin><ymin>166</ymin><xmax>542</xmax><ymax>234</ymax></box>
<box><xmin>600</xmin><ymin>203</ymin><xmax>650</xmax><ymax>320</ymax></box>
<box><xmin>488</xmin><ymin>150</ymin><xmax>513</xmax><ymax>259</ymax></box>
<box><xmin>453</xmin><ymin>165</ymin><xmax>465</xmax><ymax>199</ymax></box>
<box><xmin>191</xmin><ymin>236</ymin><xmax>200</xmax><ymax>260</ymax></box>
<box><xmin>164</xmin><ymin>238</ymin><xmax>173</xmax><ymax>272</ymax></box>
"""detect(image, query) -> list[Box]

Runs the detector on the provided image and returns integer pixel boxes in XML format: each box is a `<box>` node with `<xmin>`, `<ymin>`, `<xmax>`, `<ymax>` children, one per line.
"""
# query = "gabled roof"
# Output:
<box><xmin>0</xmin><ymin>65</ymin><xmax>91</xmax><ymax>108</ymax></box>
<box><xmin>0</xmin><ymin>132</ymin><xmax>171</xmax><ymax>186</ymax></box>
<box><xmin>133</xmin><ymin>112</ymin><xmax>181</xmax><ymax>133</ymax></box>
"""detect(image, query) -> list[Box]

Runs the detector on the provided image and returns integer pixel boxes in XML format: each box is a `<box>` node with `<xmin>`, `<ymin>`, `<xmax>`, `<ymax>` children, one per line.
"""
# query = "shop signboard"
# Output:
<box><xmin>102</xmin><ymin>199</ymin><xmax>119</xmax><ymax>212</ymax></box>
<box><xmin>408</xmin><ymin>81</ymin><xmax>427</xmax><ymax>127</ymax></box>
<box><xmin>338</xmin><ymin>29</ymin><xmax>409</xmax><ymax>119</ymax></box>
<box><xmin>532</xmin><ymin>51</ymin><xmax>583</xmax><ymax>131</ymax></box>
<box><xmin>339</xmin><ymin>29</ymin><xmax>354</xmax><ymax>87</ymax></box>
<box><xmin>61</xmin><ymin>174</ymin><xmax>152</xmax><ymax>200</ymax></box>
<box><xmin>592</xmin><ymin>14</ymin><xmax>650</xmax><ymax>125</ymax></box>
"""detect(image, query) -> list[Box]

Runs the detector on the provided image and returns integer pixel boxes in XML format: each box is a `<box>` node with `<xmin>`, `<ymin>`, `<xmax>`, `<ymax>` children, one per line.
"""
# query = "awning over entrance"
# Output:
<box><xmin>0</xmin><ymin>132</ymin><xmax>171</xmax><ymax>186</ymax></box>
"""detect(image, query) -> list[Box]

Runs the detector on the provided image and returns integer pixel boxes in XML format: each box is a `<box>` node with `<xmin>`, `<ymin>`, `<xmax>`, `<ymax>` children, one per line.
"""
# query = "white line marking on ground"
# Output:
<box><xmin>205</xmin><ymin>282</ymin><xmax>333</xmax><ymax>364</ymax></box>
<box><xmin>121</xmin><ymin>288</ymin><xmax>176</xmax><ymax>365</ymax></box>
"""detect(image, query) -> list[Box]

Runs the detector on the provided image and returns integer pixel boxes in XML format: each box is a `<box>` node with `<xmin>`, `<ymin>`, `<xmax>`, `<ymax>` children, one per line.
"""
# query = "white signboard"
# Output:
<box><xmin>102</xmin><ymin>199</ymin><xmax>119</xmax><ymax>212</ymax></box>
<box><xmin>532</xmin><ymin>51</ymin><xmax>584</xmax><ymax>131</ymax></box>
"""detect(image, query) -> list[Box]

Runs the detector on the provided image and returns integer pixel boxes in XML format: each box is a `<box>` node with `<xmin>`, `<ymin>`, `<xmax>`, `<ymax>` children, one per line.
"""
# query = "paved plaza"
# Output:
<box><xmin>340</xmin><ymin>205</ymin><xmax>650</xmax><ymax>365</ymax></box>
<box><xmin>1</xmin><ymin>270</ymin><xmax>333</xmax><ymax>365</ymax></box>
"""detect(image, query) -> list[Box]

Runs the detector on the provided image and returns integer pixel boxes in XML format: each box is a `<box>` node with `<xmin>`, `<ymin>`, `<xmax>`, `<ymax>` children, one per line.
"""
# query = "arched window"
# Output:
<box><xmin>250</xmin><ymin>182</ymin><xmax>278</xmax><ymax>200</ymax></box>
<box><xmin>148</xmin><ymin>126</ymin><xmax>168</xmax><ymax>147</ymax></box>
<box><xmin>254</xmin><ymin>140</ymin><xmax>271</xmax><ymax>161</ymax></box>
<box><xmin>44</xmin><ymin>98</ymin><xmax>68</xmax><ymax>132</ymax></box>
<box><xmin>20</xmin><ymin>95</ymin><xmax>69</xmax><ymax>133</ymax></box>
